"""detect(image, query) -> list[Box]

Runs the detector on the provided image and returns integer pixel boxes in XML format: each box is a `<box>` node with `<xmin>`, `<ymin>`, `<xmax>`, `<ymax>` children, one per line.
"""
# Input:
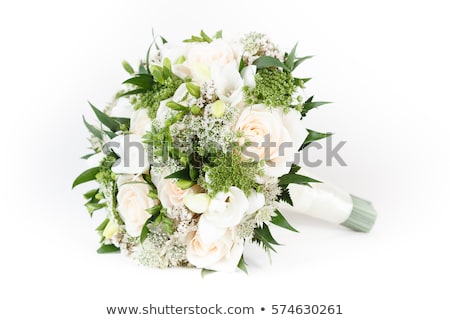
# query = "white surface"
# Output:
<box><xmin>1</xmin><ymin>0</ymin><xmax>449</xmax><ymax>319</ymax></box>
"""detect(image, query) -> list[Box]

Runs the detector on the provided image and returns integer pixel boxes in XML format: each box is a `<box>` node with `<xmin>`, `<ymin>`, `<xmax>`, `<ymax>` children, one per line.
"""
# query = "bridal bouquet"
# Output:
<box><xmin>73</xmin><ymin>30</ymin><xmax>376</xmax><ymax>273</ymax></box>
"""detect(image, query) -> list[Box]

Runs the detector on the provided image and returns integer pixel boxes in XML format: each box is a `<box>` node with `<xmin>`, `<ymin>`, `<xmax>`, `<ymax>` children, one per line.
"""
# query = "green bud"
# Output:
<box><xmin>175</xmin><ymin>55</ymin><xmax>186</xmax><ymax>64</ymax></box>
<box><xmin>186</xmin><ymin>82</ymin><xmax>201</xmax><ymax>98</ymax></box>
<box><xmin>121</xmin><ymin>60</ymin><xmax>135</xmax><ymax>75</ymax></box>
<box><xmin>211</xmin><ymin>100</ymin><xmax>226</xmax><ymax>118</ymax></box>
<box><xmin>176</xmin><ymin>179</ymin><xmax>195</xmax><ymax>190</ymax></box>
<box><xmin>191</xmin><ymin>105</ymin><xmax>201</xmax><ymax>115</ymax></box>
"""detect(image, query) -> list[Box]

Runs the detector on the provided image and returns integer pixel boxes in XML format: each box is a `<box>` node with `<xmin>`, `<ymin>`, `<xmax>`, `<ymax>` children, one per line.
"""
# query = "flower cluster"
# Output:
<box><xmin>74</xmin><ymin>31</ymin><xmax>329</xmax><ymax>273</ymax></box>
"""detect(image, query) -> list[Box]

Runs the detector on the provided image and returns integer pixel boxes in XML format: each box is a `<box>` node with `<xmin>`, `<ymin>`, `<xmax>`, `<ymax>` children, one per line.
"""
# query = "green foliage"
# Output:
<box><xmin>301</xmin><ymin>96</ymin><xmax>331</xmax><ymax>117</ymax></box>
<box><xmin>183</xmin><ymin>30</ymin><xmax>222</xmax><ymax>43</ymax></box>
<box><xmin>300</xmin><ymin>129</ymin><xmax>333</xmax><ymax>150</ymax></box>
<box><xmin>244</xmin><ymin>68</ymin><xmax>295</xmax><ymax>107</ymax></box>
<box><xmin>72</xmin><ymin>167</ymin><xmax>101</xmax><ymax>188</ymax></box>
<box><xmin>253</xmin><ymin>223</ymin><xmax>280</xmax><ymax>253</ymax></box>
<box><xmin>122</xmin><ymin>73</ymin><xmax>154</xmax><ymax>90</ymax></box>
<box><xmin>278</xmin><ymin>172</ymin><xmax>320</xmax><ymax>187</ymax></box>
<box><xmin>272</xmin><ymin>209</ymin><xmax>299</xmax><ymax>232</ymax></box>
<box><xmin>121</xmin><ymin>60</ymin><xmax>135</xmax><ymax>75</ymax></box>
<box><xmin>237</xmin><ymin>255</ymin><xmax>248</xmax><ymax>274</ymax></box>
<box><xmin>203</xmin><ymin>152</ymin><xmax>260</xmax><ymax>196</ymax></box>
<box><xmin>89</xmin><ymin>102</ymin><xmax>121</xmax><ymax>132</ymax></box>
<box><xmin>97</xmin><ymin>244</ymin><xmax>120</xmax><ymax>254</ymax></box>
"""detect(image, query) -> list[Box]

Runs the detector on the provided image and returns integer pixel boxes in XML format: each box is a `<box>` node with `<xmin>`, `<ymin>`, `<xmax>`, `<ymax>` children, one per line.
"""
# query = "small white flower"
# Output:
<box><xmin>241</xmin><ymin>65</ymin><xmax>257</xmax><ymax>89</ymax></box>
<box><xmin>204</xmin><ymin>187</ymin><xmax>248</xmax><ymax>228</ymax></box>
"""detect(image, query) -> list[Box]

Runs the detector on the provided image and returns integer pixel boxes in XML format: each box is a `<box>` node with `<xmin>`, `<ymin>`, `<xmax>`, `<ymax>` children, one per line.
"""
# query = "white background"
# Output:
<box><xmin>1</xmin><ymin>0</ymin><xmax>449</xmax><ymax>319</ymax></box>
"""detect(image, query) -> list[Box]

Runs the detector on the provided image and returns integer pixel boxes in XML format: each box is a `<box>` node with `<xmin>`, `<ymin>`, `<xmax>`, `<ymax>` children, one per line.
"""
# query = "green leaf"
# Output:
<box><xmin>237</xmin><ymin>255</ymin><xmax>248</xmax><ymax>274</ymax></box>
<box><xmin>83</xmin><ymin>189</ymin><xmax>99</xmax><ymax>200</ymax></box>
<box><xmin>253</xmin><ymin>56</ymin><xmax>289</xmax><ymax>72</ymax></box>
<box><xmin>89</xmin><ymin>102</ymin><xmax>121</xmax><ymax>132</ymax></box>
<box><xmin>146</xmin><ymin>205</ymin><xmax>162</xmax><ymax>216</ymax></box>
<box><xmin>272</xmin><ymin>209</ymin><xmax>298</xmax><ymax>232</ymax></box>
<box><xmin>122</xmin><ymin>74</ymin><xmax>154</xmax><ymax>90</ymax></box>
<box><xmin>289</xmin><ymin>164</ymin><xmax>301</xmax><ymax>174</ymax></box>
<box><xmin>165</xmin><ymin>167</ymin><xmax>190</xmax><ymax>180</ymax></box>
<box><xmin>160</xmin><ymin>36</ymin><xmax>168</xmax><ymax>44</ymax></box>
<box><xmin>83</xmin><ymin>116</ymin><xmax>103</xmax><ymax>140</ymax></box>
<box><xmin>200</xmin><ymin>30</ymin><xmax>213</xmax><ymax>43</ymax></box>
<box><xmin>201</xmin><ymin>268</ymin><xmax>216</xmax><ymax>278</ymax></box>
<box><xmin>119</xmin><ymin>88</ymin><xmax>147</xmax><ymax>97</ymax></box>
<box><xmin>72</xmin><ymin>167</ymin><xmax>101</xmax><ymax>188</ymax></box>
<box><xmin>294</xmin><ymin>77</ymin><xmax>311</xmax><ymax>89</ymax></box>
<box><xmin>214</xmin><ymin>30</ymin><xmax>223</xmax><ymax>39</ymax></box>
<box><xmin>285</xmin><ymin>43</ymin><xmax>298</xmax><ymax>71</ymax></box>
<box><xmin>278</xmin><ymin>173</ymin><xmax>320</xmax><ymax>187</ymax></box>
<box><xmin>121</xmin><ymin>60</ymin><xmax>135</xmax><ymax>75</ymax></box>
<box><xmin>278</xmin><ymin>187</ymin><xmax>293</xmax><ymax>206</ymax></box>
<box><xmin>140</xmin><ymin>217</ymin><xmax>152</xmax><ymax>244</ymax></box>
<box><xmin>85</xmin><ymin>202</ymin><xmax>107</xmax><ymax>215</ymax></box>
<box><xmin>301</xmin><ymin>129</ymin><xmax>333</xmax><ymax>150</ymax></box>
<box><xmin>238</xmin><ymin>57</ymin><xmax>245</xmax><ymax>72</ymax></box>
<box><xmin>97</xmin><ymin>244</ymin><xmax>120</xmax><ymax>254</ymax></box>
<box><xmin>81</xmin><ymin>153</ymin><xmax>96</xmax><ymax>160</ymax></box>
<box><xmin>301</xmin><ymin>96</ymin><xmax>331</xmax><ymax>116</ymax></box>
<box><xmin>96</xmin><ymin>218</ymin><xmax>110</xmax><ymax>232</ymax></box>
<box><xmin>293</xmin><ymin>55</ymin><xmax>314</xmax><ymax>70</ymax></box>
<box><xmin>112</xmin><ymin>117</ymin><xmax>131</xmax><ymax>129</ymax></box>
<box><xmin>253</xmin><ymin>223</ymin><xmax>280</xmax><ymax>253</ymax></box>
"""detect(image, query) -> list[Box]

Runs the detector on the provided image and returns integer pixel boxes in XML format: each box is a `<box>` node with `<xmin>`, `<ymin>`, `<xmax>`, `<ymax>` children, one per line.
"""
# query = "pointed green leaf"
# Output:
<box><xmin>85</xmin><ymin>202</ymin><xmax>106</xmax><ymax>215</ymax></box>
<box><xmin>96</xmin><ymin>218</ymin><xmax>110</xmax><ymax>232</ymax></box>
<box><xmin>285</xmin><ymin>43</ymin><xmax>298</xmax><ymax>71</ymax></box>
<box><xmin>83</xmin><ymin>189</ymin><xmax>99</xmax><ymax>200</ymax></box>
<box><xmin>140</xmin><ymin>217</ymin><xmax>152</xmax><ymax>244</ymax></box>
<box><xmin>301</xmin><ymin>129</ymin><xmax>333</xmax><ymax>150</ymax></box>
<box><xmin>278</xmin><ymin>187</ymin><xmax>293</xmax><ymax>206</ymax></box>
<box><xmin>165</xmin><ymin>167</ymin><xmax>190</xmax><ymax>180</ymax></box>
<box><xmin>253</xmin><ymin>56</ymin><xmax>289</xmax><ymax>72</ymax></box>
<box><xmin>72</xmin><ymin>167</ymin><xmax>101</xmax><ymax>188</ymax></box>
<box><xmin>83</xmin><ymin>116</ymin><xmax>103</xmax><ymax>140</ymax></box>
<box><xmin>214</xmin><ymin>30</ymin><xmax>223</xmax><ymax>39</ymax></box>
<box><xmin>119</xmin><ymin>88</ymin><xmax>147</xmax><ymax>97</ymax></box>
<box><xmin>301</xmin><ymin>96</ymin><xmax>331</xmax><ymax>116</ymax></box>
<box><xmin>160</xmin><ymin>36</ymin><xmax>168</xmax><ymax>44</ymax></box>
<box><xmin>89</xmin><ymin>102</ymin><xmax>121</xmax><ymax>132</ymax></box>
<box><xmin>112</xmin><ymin>117</ymin><xmax>130</xmax><ymax>130</ymax></box>
<box><xmin>122</xmin><ymin>74</ymin><xmax>154</xmax><ymax>90</ymax></box>
<box><xmin>237</xmin><ymin>255</ymin><xmax>248</xmax><ymax>274</ymax></box>
<box><xmin>293</xmin><ymin>55</ymin><xmax>314</xmax><ymax>70</ymax></box>
<box><xmin>278</xmin><ymin>173</ymin><xmax>320</xmax><ymax>187</ymax></box>
<box><xmin>272</xmin><ymin>209</ymin><xmax>298</xmax><ymax>232</ymax></box>
<box><xmin>97</xmin><ymin>244</ymin><xmax>120</xmax><ymax>254</ymax></box>
<box><xmin>201</xmin><ymin>268</ymin><xmax>216</xmax><ymax>278</ymax></box>
<box><xmin>81</xmin><ymin>153</ymin><xmax>96</xmax><ymax>160</ymax></box>
<box><xmin>200</xmin><ymin>30</ymin><xmax>213</xmax><ymax>43</ymax></box>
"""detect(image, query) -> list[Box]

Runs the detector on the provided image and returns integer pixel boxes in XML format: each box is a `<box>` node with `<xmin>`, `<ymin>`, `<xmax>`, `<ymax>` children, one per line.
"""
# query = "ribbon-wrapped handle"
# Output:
<box><xmin>280</xmin><ymin>181</ymin><xmax>377</xmax><ymax>232</ymax></box>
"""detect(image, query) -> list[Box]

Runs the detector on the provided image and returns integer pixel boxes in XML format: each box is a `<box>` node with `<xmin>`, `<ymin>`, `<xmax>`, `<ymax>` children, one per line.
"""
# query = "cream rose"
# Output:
<box><xmin>186</xmin><ymin>217</ymin><xmax>244</xmax><ymax>272</ymax></box>
<box><xmin>235</xmin><ymin>104</ymin><xmax>308</xmax><ymax>177</ymax></box>
<box><xmin>117</xmin><ymin>175</ymin><xmax>155</xmax><ymax>237</ymax></box>
<box><xmin>130</xmin><ymin>109</ymin><xmax>151</xmax><ymax>138</ymax></box>
<box><xmin>155</xmin><ymin>170</ymin><xmax>189</xmax><ymax>214</ymax></box>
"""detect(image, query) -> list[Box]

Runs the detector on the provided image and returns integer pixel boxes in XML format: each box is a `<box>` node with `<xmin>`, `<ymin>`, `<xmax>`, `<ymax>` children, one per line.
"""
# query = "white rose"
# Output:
<box><xmin>109</xmin><ymin>134</ymin><xmax>149</xmax><ymax>175</ymax></box>
<box><xmin>235</xmin><ymin>104</ymin><xmax>308</xmax><ymax>177</ymax></box>
<box><xmin>186</xmin><ymin>217</ymin><xmax>244</xmax><ymax>272</ymax></box>
<box><xmin>211</xmin><ymin>63</ymin><xmax>244</xmax><ymax>107</ymax></box>
<box><xmin>178</xmin><ymin>39</ymin><xmax>240</xmax><ymax>84</ymax></box>
<box><xmin>117</xmin><ymin>175</ymin><xmax>155</xmax><ymax>237</ymax></box>
<box><xmin>204</xmin><ymin>186</ymin><xmax>248</xmax><ymax>228</ymax></box>
<box><xmin>130</xmin><ymin>109</ymin><xmax>151</xmax><ymax>138</ymax></box>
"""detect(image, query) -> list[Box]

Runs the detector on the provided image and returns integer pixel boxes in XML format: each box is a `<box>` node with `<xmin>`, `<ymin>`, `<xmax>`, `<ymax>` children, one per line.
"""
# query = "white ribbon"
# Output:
<box><xmin>279</xmin><ymin>177</ymin><xmax>353</xmax><ymax>224</ymax></box>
